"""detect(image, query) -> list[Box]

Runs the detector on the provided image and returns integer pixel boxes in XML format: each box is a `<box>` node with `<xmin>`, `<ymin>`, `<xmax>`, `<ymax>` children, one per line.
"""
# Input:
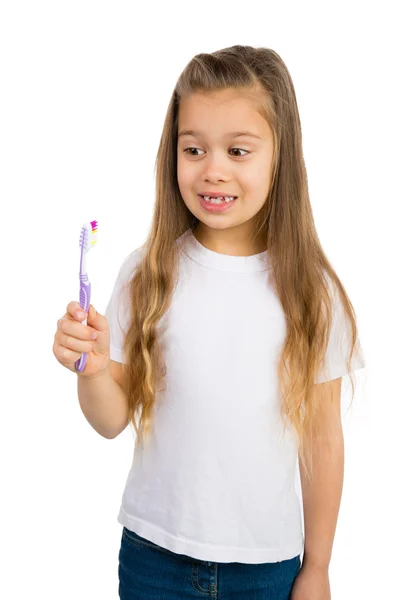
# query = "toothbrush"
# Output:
<box><xmin>75</xmin><ymin>220</ymin><xmax>98</xmax><ymax>373</ymax></box>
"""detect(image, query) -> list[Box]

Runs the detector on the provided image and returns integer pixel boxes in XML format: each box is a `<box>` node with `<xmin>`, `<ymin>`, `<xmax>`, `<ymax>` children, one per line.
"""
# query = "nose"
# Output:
<box><xmin>202</xmin><ymin>152</ymin><xmax>232</xmax><ymax>182</ymax></box>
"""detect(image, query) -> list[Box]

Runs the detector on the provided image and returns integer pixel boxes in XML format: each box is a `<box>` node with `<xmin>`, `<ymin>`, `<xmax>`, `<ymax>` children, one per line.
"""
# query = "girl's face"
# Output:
<box><xmin>177</xmin><ymin>88</ymin><xmax>274</xmax><ymax>253</ymax></box>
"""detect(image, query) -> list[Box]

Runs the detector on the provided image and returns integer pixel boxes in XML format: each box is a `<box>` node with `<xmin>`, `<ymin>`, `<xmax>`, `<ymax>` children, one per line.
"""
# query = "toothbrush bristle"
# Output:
<box><xmin>90</xmin><ymin>220</ymin><xmax>98</xmax><ymax>245</ymax></box>
<box><xmin>79</xmin><ymin>220</ymin><xmax>98</xmax><ymax>251</ymax></box>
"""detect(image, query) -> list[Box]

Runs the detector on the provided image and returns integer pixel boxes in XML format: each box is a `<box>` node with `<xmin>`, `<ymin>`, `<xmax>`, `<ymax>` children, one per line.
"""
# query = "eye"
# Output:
<box><xmin>230</xmin><ymin>148</ymin><xmax>249</xmax><ymax>157</ymax></box>
<box><xmin>183</xmin><ymin>147</ymin><xmax>250</xmax><ymax>157</ymax></box>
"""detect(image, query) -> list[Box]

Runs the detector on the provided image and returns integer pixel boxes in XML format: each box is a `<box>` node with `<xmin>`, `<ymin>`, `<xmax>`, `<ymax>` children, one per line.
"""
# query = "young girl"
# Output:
<box><xmin>58</xmin><ymin>45</ymin><xmax>366</xmax><ymax>599</ymax></box>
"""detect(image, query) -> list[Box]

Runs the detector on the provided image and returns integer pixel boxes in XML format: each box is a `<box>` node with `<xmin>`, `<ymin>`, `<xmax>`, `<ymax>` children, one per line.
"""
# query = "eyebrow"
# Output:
<box><xmin>177</xmin><ymin>129</ymin><xmax>263</xmax><ymax>140</ymax></box>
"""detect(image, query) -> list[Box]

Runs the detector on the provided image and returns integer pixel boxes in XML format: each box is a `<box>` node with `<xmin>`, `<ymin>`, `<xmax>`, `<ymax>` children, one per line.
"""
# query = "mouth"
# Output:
<box><xmin>198</xmin><ymin>194</ymin><xmax>237</xmax><ymax>203</ymax></box>
<box><xmin>197</xmin><ymin>194</ymin><xmax>238</xmax><ymax>212</ymax></box>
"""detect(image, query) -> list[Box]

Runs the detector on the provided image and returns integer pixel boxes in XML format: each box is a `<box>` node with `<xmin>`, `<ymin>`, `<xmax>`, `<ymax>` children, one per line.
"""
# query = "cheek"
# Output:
<box><xmin>177</xmin><ymin>159</ymin><xmax>190</xmax><ymax>187</ymax></box>
<box><xmin>177</xmin><ymin>167</ymin><xmax>197</xmax><ymax>198</ymax></box>
<box><xmin>176</xmin><ymin>169</ymin><xmax>193</xmax><ymax>206</ymax></box>
<box><xmin>243</xmin><ymin>164</ymin><xmax>271</xmax><ymax>194</ymax></box>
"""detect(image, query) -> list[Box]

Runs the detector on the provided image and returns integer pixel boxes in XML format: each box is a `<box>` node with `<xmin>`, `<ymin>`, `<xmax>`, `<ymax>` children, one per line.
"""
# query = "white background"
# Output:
<box><xmin>1</xmin><ymin>1</ymin><xmax>398</xmax><ymax>598</ymax></box>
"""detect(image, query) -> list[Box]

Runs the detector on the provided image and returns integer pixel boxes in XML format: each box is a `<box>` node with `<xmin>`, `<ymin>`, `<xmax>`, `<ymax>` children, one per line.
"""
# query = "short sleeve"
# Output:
<box><xmin>104</xmin><ymin>248</ymin><xmax>143</xmax><ymax>364</ymax></box>
<box><xmin>314</xmin><ymin>285</ymin><xmax>366</xmax><ymax>384</ymax></box>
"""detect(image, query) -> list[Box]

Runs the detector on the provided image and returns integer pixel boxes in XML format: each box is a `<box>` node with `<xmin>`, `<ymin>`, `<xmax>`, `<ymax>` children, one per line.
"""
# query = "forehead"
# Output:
<box><xmin>178</xmin><ymin>89</ymin><xmax>271</xmax><ymax>139</ymax></box>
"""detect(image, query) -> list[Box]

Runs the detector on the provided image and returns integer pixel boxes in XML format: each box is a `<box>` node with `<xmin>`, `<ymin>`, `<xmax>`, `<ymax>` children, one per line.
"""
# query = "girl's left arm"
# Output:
<box><xmin>299</xmin><ymin>376</ymin><xmax>344</xmax><ymax>572</ymax></box>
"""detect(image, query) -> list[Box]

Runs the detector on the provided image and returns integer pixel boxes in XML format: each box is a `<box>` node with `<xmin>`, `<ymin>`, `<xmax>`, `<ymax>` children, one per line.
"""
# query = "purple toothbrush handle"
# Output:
<box><xmin>75</xmin><ymin>278</ymin><xmax>91</xmax><ymax>373</ymax></box>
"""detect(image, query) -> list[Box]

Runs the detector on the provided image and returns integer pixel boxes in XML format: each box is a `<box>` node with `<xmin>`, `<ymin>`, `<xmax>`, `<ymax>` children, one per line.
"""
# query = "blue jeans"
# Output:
<box><xmin>118</xmin><ymin>526</ymin><xmax>302</xmax><ymax>599</ymax></box>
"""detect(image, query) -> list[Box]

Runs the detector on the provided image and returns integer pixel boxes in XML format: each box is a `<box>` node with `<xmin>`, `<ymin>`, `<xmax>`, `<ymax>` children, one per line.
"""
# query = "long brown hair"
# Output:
<box><xmin>119</xmin><ymin>45</ymin><xmax>363</xmax><ymax>482</ymax></box>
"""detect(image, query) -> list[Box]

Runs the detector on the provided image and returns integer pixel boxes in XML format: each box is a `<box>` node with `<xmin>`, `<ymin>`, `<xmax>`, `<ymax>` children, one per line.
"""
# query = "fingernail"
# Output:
<box><xmin>77</xmin><ymin>311</ymin><xmax>85</xmax><ymax>319</ymax></box>
<box><xmin>92</xmin><ymin>332</ymin><xmax>97</xmax><ymax>340</ymax></box>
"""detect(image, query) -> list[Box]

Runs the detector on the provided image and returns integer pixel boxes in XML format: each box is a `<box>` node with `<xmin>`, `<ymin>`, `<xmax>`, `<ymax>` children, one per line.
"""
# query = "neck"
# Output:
<box><xmin>193</xmin><ymin>225</ymin><xmax>267</xmax><ymax>256</ymax></box>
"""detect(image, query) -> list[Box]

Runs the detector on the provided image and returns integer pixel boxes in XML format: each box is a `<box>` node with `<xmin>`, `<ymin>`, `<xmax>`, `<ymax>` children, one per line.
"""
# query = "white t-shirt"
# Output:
<box><xmin>105</xmin><ymin>228</ymin><xmax>365</xmax><ymax>564</ymax></box>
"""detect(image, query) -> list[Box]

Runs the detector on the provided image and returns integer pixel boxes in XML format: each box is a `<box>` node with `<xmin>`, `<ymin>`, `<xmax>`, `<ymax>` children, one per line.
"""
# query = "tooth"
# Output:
<box><xmin>201</xmin><ymin>195</ymin><xmax>236</xmax><ymax>204</ymax></box>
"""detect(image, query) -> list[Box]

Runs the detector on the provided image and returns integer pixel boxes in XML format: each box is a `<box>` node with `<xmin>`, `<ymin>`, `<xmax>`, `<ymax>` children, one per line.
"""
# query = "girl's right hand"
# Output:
<box><xmin>53</xmin><ymin>301</ymin><xmax>111</xmax><ymax>378</ymax></box>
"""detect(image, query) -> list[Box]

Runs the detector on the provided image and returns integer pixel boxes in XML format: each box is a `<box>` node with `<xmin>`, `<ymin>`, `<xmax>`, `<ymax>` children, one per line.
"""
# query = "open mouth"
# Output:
<box><xmin>197</xmin><ymin>194</ymin><xmax>238</xmax><ymax>212</ymax></box>
<box><xmin>198</xmin><ymin>195</ymin><xmax>237</xmax><ymax>204</ymax></box>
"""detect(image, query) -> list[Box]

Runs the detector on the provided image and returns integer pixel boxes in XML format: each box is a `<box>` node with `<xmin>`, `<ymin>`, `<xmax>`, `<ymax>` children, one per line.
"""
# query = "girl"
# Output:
<box><xmin>100</xmin><ymin>46</ymin><xmax>366</xmax><ymax>598</ymax></box>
